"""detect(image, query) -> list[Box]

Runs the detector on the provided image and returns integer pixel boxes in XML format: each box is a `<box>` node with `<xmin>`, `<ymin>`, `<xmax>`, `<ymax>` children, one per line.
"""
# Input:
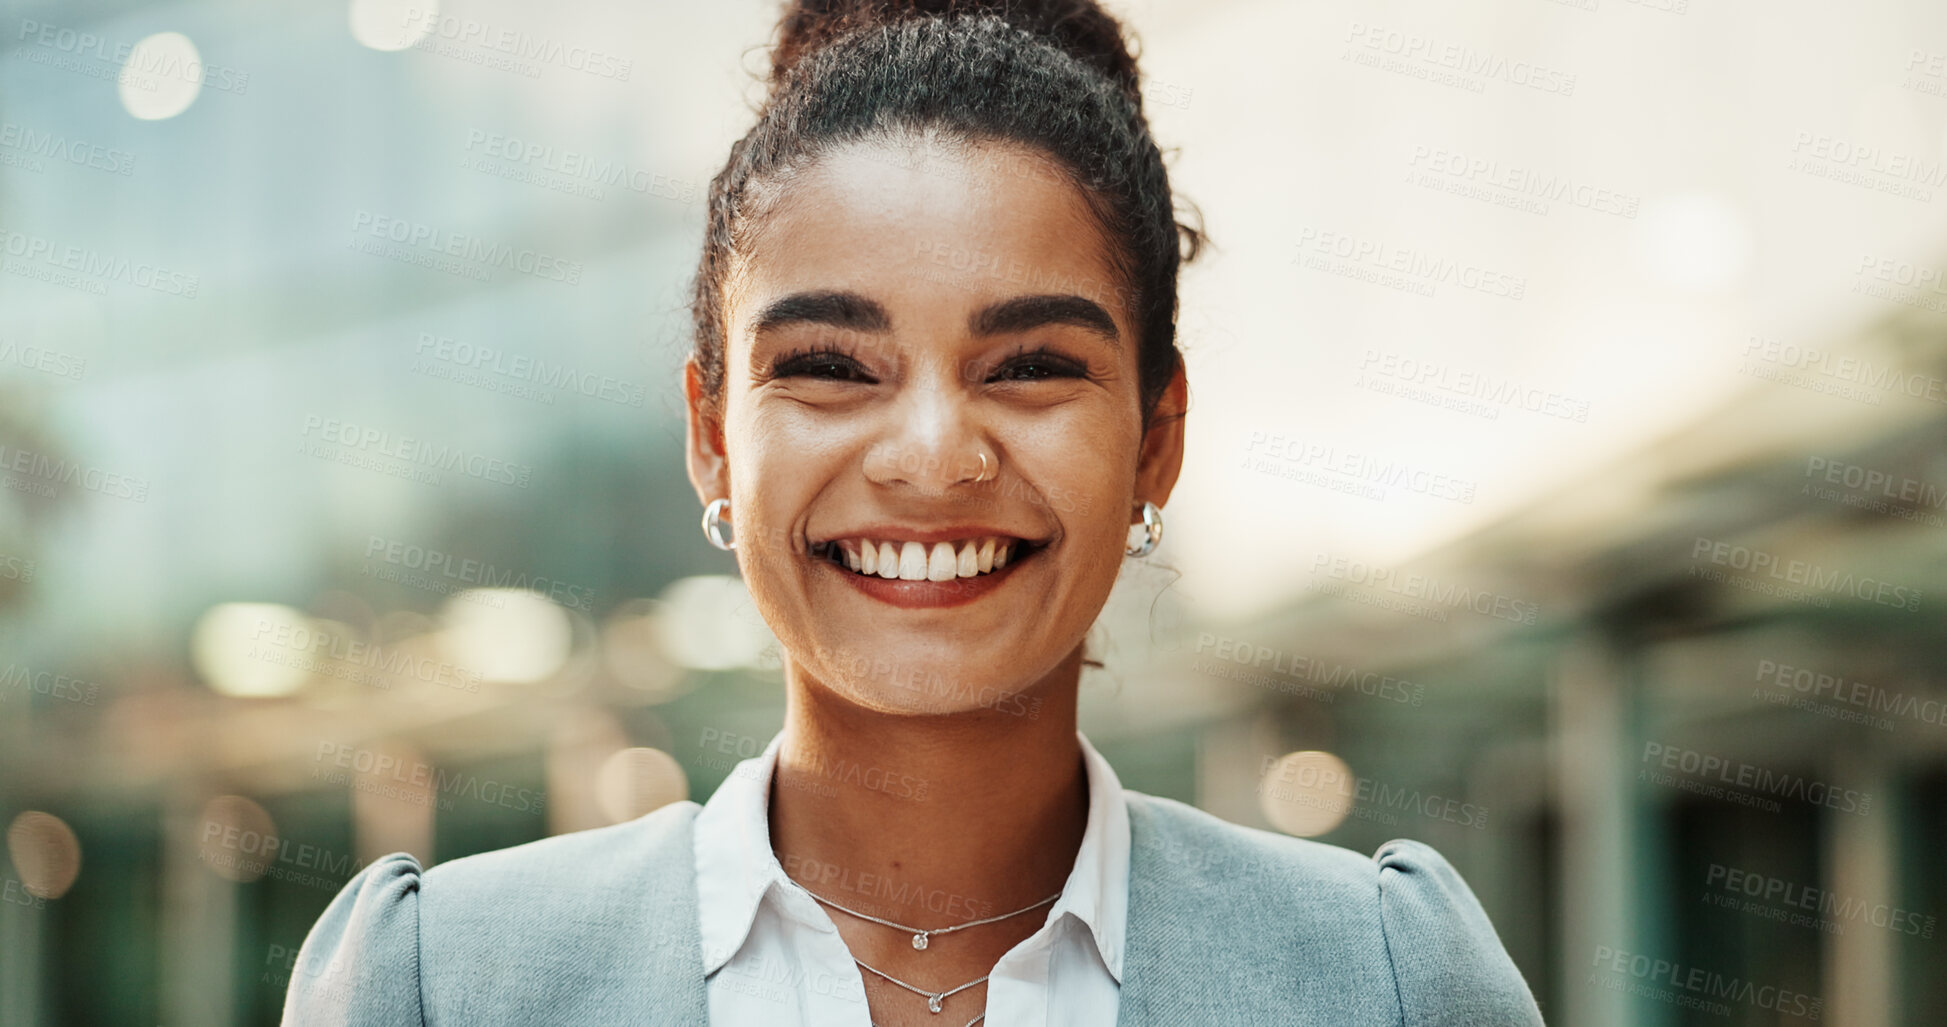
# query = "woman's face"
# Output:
<box><xmin>686</xmin><ymin>134</ymin><xmax>1185</xmax><ymax>716</ymax></box>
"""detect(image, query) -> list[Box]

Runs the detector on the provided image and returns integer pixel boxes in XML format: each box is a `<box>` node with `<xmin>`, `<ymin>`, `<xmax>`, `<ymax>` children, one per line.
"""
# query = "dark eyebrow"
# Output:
<box><xmin>751</xmin><ymin>291</ymin><xmax>891</xmax><ymax>336</ymax></box>
<box><xmin>749</xmin><ymin>290</ymin><xmax>1119</xmax><ymax>348</ymax></box>
<box><xmin>970</xmin><ymin>294</ymin><xmax>1120</xmax><ymax>348</ymax></box>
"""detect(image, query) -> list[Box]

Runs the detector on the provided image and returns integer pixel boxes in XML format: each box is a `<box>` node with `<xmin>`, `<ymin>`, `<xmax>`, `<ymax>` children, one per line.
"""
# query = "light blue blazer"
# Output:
<box><xmin>281</xmin><ymin>790</ymin><xmax>1546</xmax><ymax>1025</ymax></box>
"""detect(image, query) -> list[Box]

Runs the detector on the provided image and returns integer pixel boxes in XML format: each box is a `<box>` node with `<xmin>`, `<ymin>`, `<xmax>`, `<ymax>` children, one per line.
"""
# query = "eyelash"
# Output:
<box><xmin>768</xmin><ymin>343</ymin><xmax>871</xmax><ymax>382</ymax></box>
<box><xmin>766</xmin><ymin>343</ymin><xmax>1089</xmax><ymax>384</ymax></box>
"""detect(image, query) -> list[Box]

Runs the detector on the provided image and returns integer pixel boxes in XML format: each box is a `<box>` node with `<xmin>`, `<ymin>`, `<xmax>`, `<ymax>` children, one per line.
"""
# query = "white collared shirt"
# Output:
<box><xmin>692</xmin><ymin>729</ymin><xmax>1129</xmax><ymax>1027</ymax></box>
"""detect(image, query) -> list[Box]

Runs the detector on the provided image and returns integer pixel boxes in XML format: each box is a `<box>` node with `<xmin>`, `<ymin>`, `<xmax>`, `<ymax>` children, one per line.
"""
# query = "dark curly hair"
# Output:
<box><xmin>689</xmin><ymin>0</ymin><xmax>1203</xmax><ymax>434</ymax></box>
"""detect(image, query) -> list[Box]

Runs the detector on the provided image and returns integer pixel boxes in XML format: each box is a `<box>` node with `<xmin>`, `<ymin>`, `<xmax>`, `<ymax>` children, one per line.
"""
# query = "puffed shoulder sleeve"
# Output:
<box><xmin>281</xmin><ymin>852</ymin><xmax>424</xmax><ymax>1026</ymax></box>
<box><xmin>1374</xmin><ymin>838</ymin><xmax>1545</xmax><ymax>1026</ymax></box>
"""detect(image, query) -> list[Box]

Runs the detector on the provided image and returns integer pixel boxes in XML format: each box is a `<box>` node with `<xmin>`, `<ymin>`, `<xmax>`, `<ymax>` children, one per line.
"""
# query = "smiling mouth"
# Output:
<box><xmin>809</xmin><ymin>536</ymin><xmax>1048</xmax><ymax>580</ymax></box>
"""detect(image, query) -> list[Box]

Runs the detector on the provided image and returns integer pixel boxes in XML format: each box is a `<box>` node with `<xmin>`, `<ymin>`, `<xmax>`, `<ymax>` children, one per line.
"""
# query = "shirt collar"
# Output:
<box><xmin>691</xmin><ymin>728</ymin><xmax>1130</xmax><ymax>982</ymax></box>
<box><xmin>1051</xmin><ymin>727</ymin><xmax>1130</xmax><ymax>979</ymax></box>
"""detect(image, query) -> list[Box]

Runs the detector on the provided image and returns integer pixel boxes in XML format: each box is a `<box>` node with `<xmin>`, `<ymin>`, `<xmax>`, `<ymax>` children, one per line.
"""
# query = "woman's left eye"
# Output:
<box><xmin>989</xmin><ymin>349</ymin><xmax>1087</xmax><ymax>382</ymax></box>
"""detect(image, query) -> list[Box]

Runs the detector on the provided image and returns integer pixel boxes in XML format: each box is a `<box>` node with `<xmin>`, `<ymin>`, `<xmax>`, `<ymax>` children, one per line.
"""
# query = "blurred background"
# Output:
<box><xmin>2</xmin><ymin>0</ymin><xmax>1944</xmax><ymax>1023</ymax></box>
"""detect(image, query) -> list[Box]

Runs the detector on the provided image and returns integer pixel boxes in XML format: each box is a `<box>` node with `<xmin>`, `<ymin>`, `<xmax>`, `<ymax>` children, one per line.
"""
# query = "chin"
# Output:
<box><xmin>795</xmin><ymin>641</ymin><xmax>1053</xmax><ymax>721</ymax></box>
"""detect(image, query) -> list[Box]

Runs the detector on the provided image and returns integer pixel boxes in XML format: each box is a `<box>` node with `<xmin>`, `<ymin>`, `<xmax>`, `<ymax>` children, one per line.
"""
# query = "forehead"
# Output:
<box><xmin>728</xmin><ymin>135</ymin><xmax>1129</xmax><ymax>338</ymax></box>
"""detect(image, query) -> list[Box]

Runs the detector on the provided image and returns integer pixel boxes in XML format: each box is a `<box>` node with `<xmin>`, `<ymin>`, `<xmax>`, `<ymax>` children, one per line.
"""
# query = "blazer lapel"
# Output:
<box><xmin>1117</xmin><ymin>791</ymin><xmax>1247</xmax><ymax>1025</ymax></box>
<box><xmin>1112</xmin><ymin>793</ymin><xmax>1403</xmax><ymax>1027</ymax></box>
<box><xmin>627</xmin><ymin>801</ymin><xmax>712</xmax><ymax>1026</ymax></box>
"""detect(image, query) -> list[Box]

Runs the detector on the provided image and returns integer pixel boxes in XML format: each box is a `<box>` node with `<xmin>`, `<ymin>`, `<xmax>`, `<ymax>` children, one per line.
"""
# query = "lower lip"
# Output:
<box><xmin>820</xmin><ymin>546</ymin><xmax>1037</xmax><ymax>608</ymax></box>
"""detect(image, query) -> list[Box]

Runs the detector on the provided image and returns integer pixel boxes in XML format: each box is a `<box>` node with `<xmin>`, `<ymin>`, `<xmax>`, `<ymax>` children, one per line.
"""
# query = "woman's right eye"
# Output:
<box><xmin>770</xmin><ymin>346</ymin><xmax>876</xmax><ymax>383</ymax></box>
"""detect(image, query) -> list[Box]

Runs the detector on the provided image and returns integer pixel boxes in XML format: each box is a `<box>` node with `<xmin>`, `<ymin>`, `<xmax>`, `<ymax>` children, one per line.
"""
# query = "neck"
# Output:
<box><xmin>768</xmin><ymin>648</ymin><xmax>1090</xmax><ymax>925</ymax></box>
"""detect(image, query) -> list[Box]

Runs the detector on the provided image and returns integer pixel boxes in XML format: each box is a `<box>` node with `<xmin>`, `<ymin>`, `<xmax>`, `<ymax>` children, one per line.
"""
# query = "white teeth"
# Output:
<box><xmin>927</xmin><ymin>542</ymin><xmax>957</xmax><ymax>581</ymax></box>
<box><xmin>827</xmin><ymin>536</ymin><xmax>1032</xmax><ymax>580</ymax></box>
<box><xmin>898</xmin><ymin>541</ymin><xmax>928</xmax><ymax>580</ymax></box>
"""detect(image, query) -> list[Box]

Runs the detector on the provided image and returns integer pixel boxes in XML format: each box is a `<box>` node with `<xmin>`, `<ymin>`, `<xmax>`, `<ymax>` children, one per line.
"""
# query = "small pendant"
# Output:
<box><xmin>912</xmin><ymin>932</ymin><xmax>929</xmax><ymax>950</ymax></box>
<box><xmin>927</xmin><ymin>995</ymin><xmax>943</xmax><ymax>1013</ymax></box>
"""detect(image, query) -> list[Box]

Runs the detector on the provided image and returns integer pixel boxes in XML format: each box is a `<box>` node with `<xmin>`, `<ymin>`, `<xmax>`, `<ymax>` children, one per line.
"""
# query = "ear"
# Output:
<box><xmin>1132</xmin><ymin>360</ymin><xmax>1188</xmax><ymax>519</ymax></box>
<box><xmin>684</xmin><ymin>356</ymin><xmax>729</xmax><ymax>508</ymax></box>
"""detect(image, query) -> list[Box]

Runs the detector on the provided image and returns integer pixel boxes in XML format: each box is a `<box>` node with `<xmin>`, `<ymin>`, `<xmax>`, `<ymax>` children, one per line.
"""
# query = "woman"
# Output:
<box><xmin>284</xmin><ymin>2</ymin><xmax>1547</xmax><ymax>1024</ymax></box>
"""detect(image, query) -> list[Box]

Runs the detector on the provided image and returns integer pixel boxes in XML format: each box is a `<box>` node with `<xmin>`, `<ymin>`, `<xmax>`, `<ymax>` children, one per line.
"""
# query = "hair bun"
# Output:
<box><xmin>770</xmin><ymin>0</ymin><xmax>1141</xmax><ymax>101</ymax></box>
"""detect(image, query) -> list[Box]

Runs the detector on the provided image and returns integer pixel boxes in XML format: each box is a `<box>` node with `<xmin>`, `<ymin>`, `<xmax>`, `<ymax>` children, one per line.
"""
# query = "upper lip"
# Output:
<box><xmin>810</xmin><ymin>524</ymin><xmax>1050</xmax><ymax>545</ymax></box>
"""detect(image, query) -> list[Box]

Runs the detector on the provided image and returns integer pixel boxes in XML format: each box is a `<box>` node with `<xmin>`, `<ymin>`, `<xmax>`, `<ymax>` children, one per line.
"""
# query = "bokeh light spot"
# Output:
<box><xmin>1259</xmin><ymin>750</ymin><xmax>1355</xmax><ymax>837</ymax></box>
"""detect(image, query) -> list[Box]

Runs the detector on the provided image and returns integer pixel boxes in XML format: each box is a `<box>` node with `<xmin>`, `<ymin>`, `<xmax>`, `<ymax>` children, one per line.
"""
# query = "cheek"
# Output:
<box><xmin>1026</xmin><ymin>424</ymin><xmax>1134</xmax><ymax>526</ymax></box>
<box><xmin>740</xmin><ymin>396</ymin><xmax>868</xmax><ymax>465</ymax></box>
<box><xmin>723</xmin><ymin>415</ymin><xmax>808</xmax><ymax>564</ymax></box>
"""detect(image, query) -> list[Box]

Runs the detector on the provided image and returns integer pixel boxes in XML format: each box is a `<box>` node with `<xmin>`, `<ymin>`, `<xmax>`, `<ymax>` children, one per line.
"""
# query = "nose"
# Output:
<box><xmin>861</xmin><ymin>379</ymin><xmax>988</xmax><ymax>494</ymax></box>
